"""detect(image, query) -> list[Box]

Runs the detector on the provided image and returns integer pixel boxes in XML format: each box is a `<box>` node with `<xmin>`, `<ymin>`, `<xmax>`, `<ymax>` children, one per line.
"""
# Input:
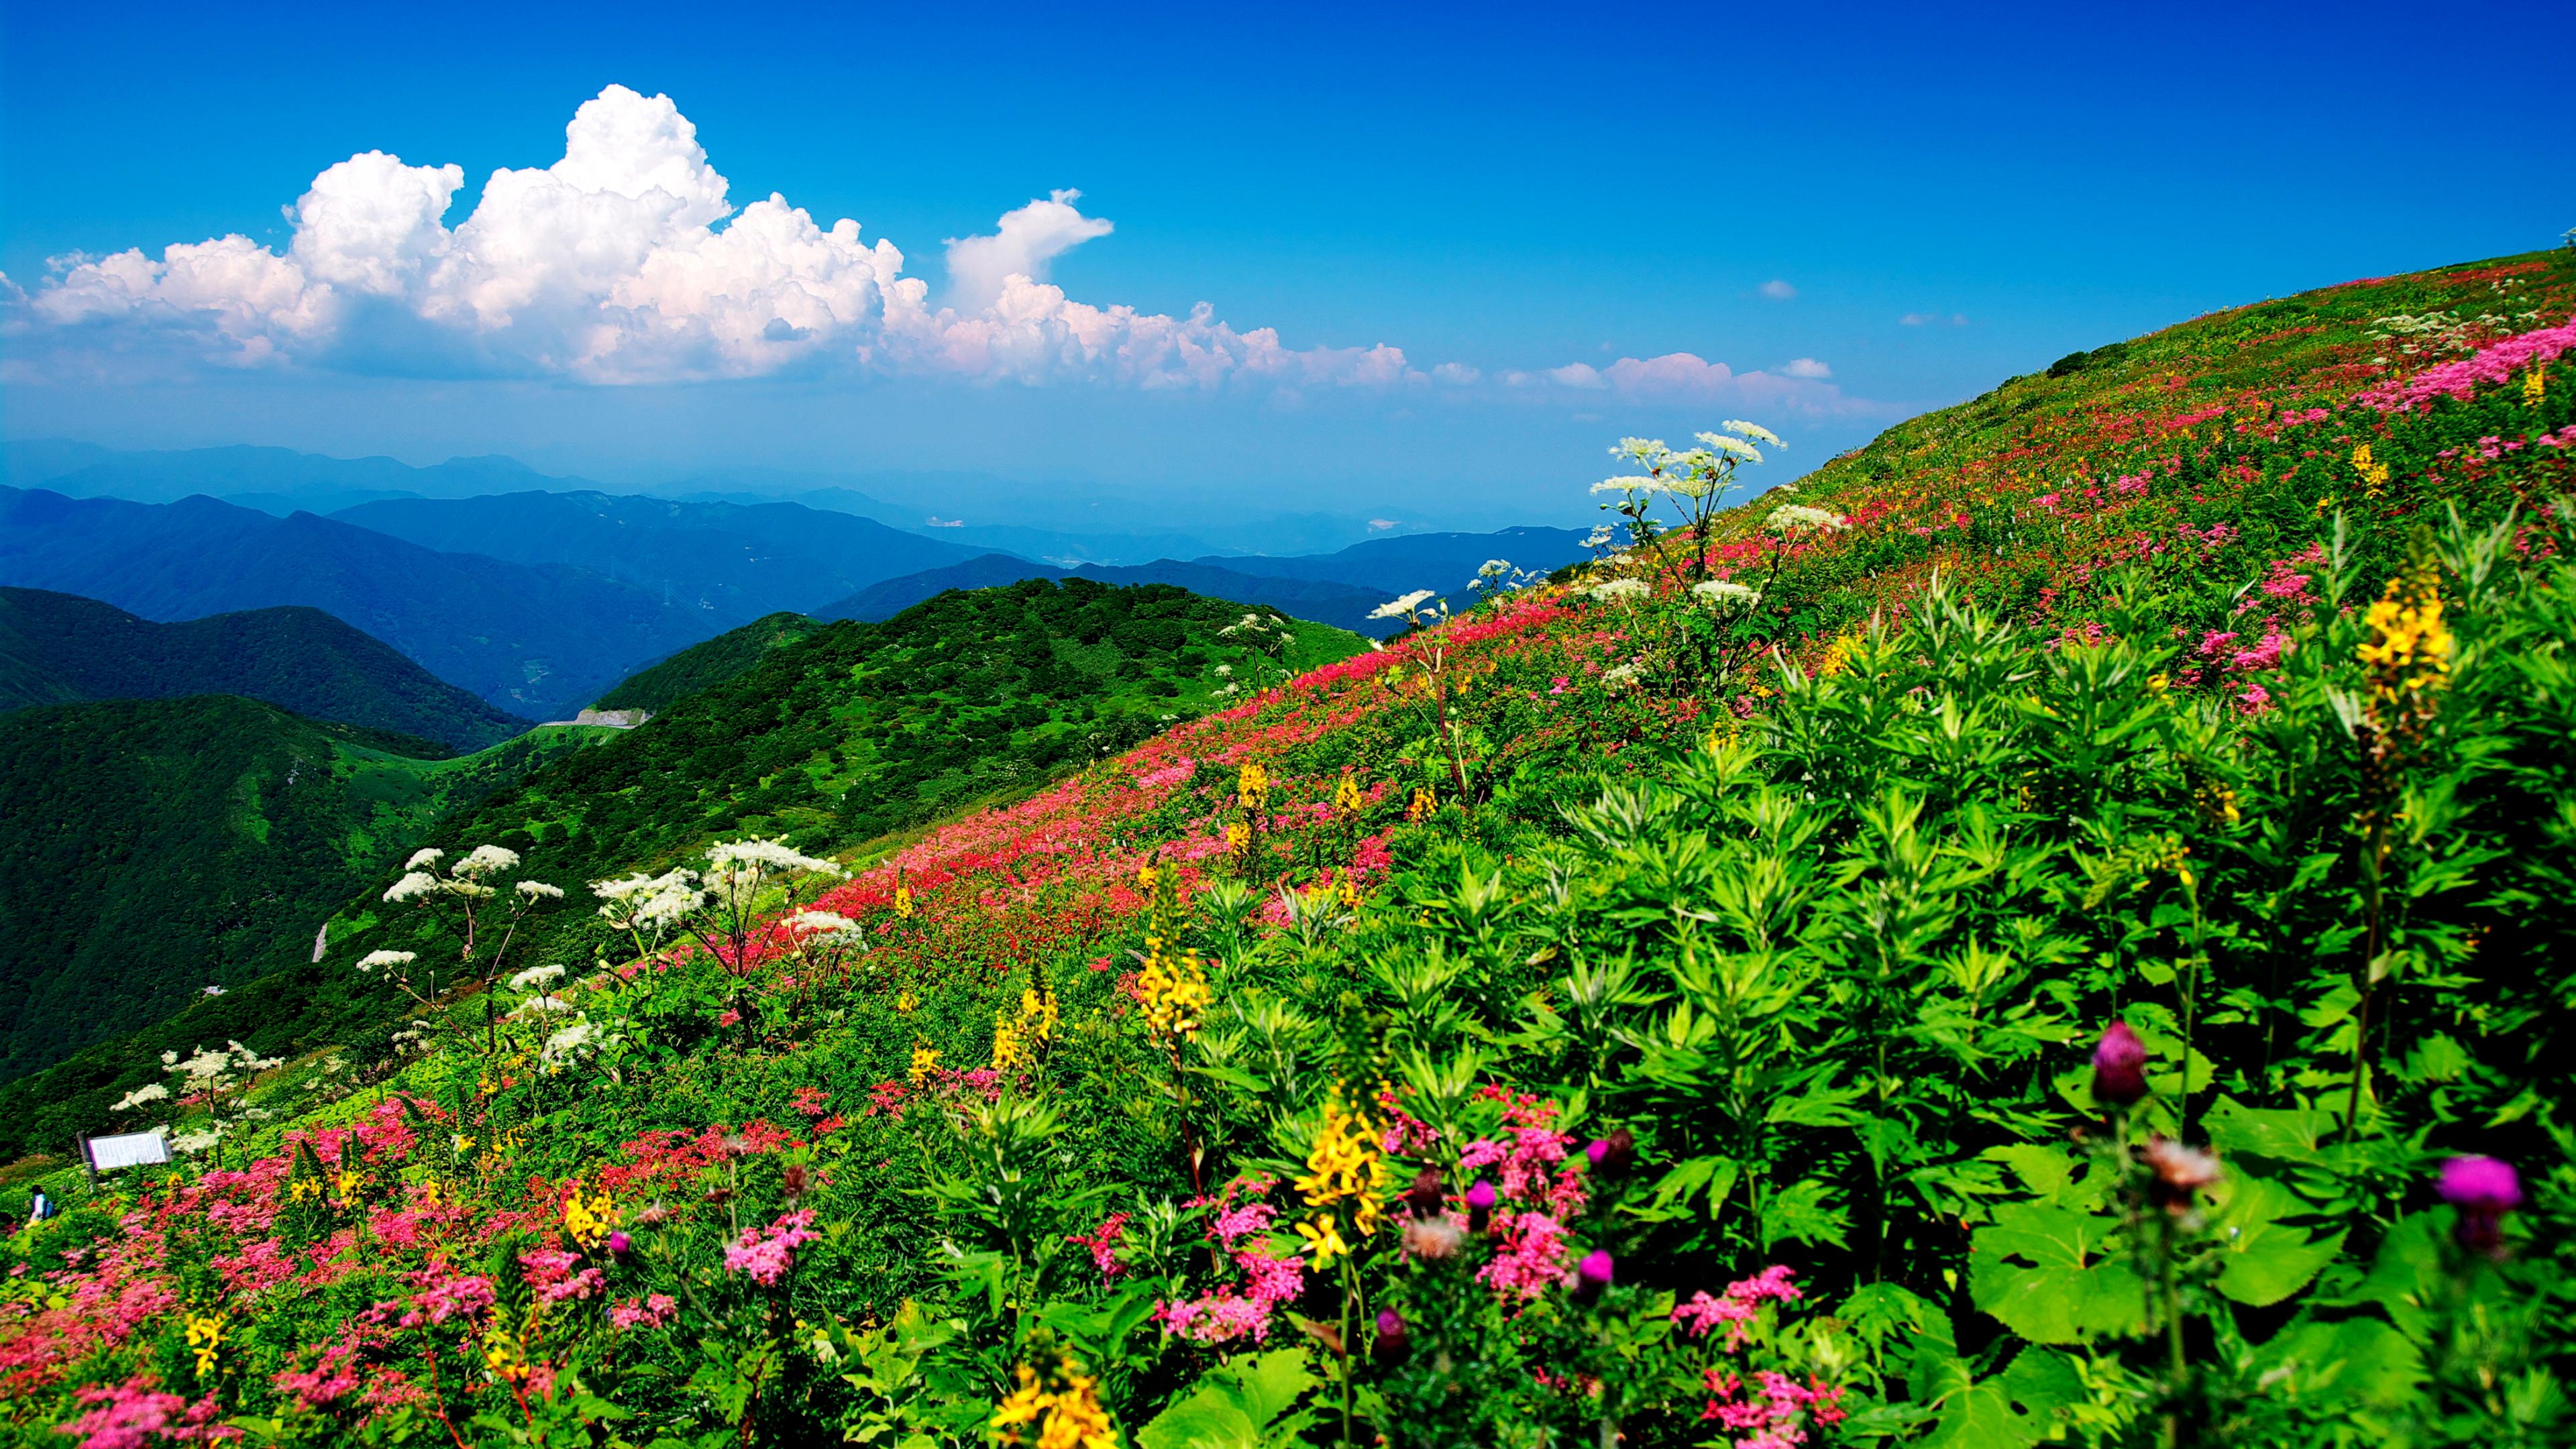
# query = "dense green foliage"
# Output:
<box><xmin>0</xmin><ymin>701</ymin><xmax>601</xmax><ymax>1120</ymax></box>
<box><xmin>590</xmin><ymin>612</ymin><xmax>822</xmax><ymax>715</ymax></box>
<box><xmin>3</xmin><ymin>253</ymin><xmax>2571</xmax><ymax>1449</ymax></box>
<box><xmin>0</xmin><ymin>588</ymin><xmax>531</xmax><ymax>750</ymax></box>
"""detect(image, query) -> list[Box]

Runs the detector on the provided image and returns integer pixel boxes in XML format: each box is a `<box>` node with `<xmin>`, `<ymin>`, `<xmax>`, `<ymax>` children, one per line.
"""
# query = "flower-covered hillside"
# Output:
<box><xmin>6</xmin><ymin>249</ymin><xmax>2573</xmax><ymax>1449</ymax></box>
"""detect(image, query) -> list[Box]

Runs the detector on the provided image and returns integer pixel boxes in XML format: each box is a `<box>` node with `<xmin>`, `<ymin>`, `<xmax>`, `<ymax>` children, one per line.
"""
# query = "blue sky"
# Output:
<box><xmin>3</xmin><ymin>0</ymin><xmax>2570</xmax><ymax>530</ymax></box>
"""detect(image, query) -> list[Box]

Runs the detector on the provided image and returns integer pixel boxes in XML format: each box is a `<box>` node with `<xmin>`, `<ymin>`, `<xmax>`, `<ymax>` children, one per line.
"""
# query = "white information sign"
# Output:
<box><xmin>85</xmin><ymin>1131</ymin><xmax>172</xmax><ymax>1172</ymax></box>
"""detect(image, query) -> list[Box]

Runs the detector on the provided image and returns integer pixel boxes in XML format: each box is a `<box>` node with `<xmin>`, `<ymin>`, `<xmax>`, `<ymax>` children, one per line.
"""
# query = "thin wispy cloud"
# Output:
<box><xmin>1758</xmin><ymin>280</ymin><xmax>1799</xmax><ymax>301</ymax></box>
<box><xmin>1900</xmin><ymin>311</ymin><xmax>1970</xmax><ymax>326</ymax></box>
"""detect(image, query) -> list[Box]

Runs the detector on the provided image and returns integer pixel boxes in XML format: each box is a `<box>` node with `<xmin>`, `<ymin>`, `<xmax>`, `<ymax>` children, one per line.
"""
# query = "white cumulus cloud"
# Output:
<box><xmin>1758</xmin><ymin>279</ymin><xmax>1797</xmax><ymax>301</ymax></box>
<box><xmin>1780</xmin><ymin>357</ymin><xmax>1831</xmax><ymax>378</ymax></box>
<box><xmin>15</xmin><ymin>85</ymin><xmax>1410</xmax><ymax>392</ymax></box>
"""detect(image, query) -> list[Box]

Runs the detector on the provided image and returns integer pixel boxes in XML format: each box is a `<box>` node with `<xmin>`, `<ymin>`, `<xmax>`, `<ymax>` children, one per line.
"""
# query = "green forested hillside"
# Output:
<box><xmin>0</xmin><ymin>697</ymin><xmax>598</xmax><ymax>1084</ymax></box>
<box><xmin>333</xmin><ymin>578</ymin><xmax>1368</xmax><ymax>965</ymax></box>
<box><xmin>0</xmin><ymin>578</ymin><xmax>1363</xmax><ymax>1159</ymax></box>
<box><xmin>590</xmin><ymin>610</ymin><xmax>822</xmax><ymax>714</ymax></box>
<box><xmin>0</xmin><ymin>587</ymin><xmax>531</xmax><ymax>749</ymax></box>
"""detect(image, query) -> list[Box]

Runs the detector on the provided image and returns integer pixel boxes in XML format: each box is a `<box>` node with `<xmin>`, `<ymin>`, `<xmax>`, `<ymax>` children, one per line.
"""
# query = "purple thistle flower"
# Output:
<box><xmin>1572</xmin><ymin>1249</ymin><xmax>1614</xmax><ymax>1305</ymax></box>
<box><xmin>2092</xmin><ymin>1021</ymin><xmax>2148</xmax><ymax>1108</ymax></box>
<box><xmin>1465</xmin><ymin>1178</ymin><xmax>1497</xmax><ymax>1233</ymax></box>
<box><xmin>1372</xmin><ymin>1307</ymin><xmax>1409</xmax><ymax>1364</ymax></box>
<box><xmin>2440</xmin><ymin>1156</ymin><xmax>2522</xmax><ymax>1253</ymax></box>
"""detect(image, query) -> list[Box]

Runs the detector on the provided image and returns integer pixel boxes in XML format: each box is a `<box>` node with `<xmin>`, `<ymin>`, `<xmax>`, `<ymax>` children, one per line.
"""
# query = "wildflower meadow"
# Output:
<box><xmin>4</xmin><ymin>250</ymin><xmax>2573</xmax><ymax>1448</ymax></box>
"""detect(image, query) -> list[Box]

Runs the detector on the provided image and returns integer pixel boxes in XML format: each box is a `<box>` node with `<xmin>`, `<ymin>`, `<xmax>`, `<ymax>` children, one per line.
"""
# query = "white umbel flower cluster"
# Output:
<box><xmin>1766</xmin><ymin>504</ymin><xmax>1849</xmax><ymax>536</ymax></box>
<box><xmin>594</xmin><ymin>869</ymin><xmax>704</xmax><ymax>931</ymax></box>
<box><xmin>515</xmin><ymin>879</ymin><xmax>566</xmax><ymax>900</ymax></box>
<box><xmin>508</xmin><ymin>964</ymin><xmax>568</xmax><ymax>991</ymax></box>
<box><xmin>356</xmin><ymin>949</ymin><xmax>417</xmax><ymax>973</ymax></box>
<box><xmin>1589</xmin><ymin>578</ymin><xmax>1651</xmax><ymax>604</ymax></box>
<box><xmin>453</xmin><ymin>844</ymin><xmax>523</xmax><ymax>878</ymax></box>
<box><xmin>1692</xmin><ymin>579</ymin><xmax>1761</xmax><ymax>605</ymax></box>
<box><xmin>1368</xmin><ymin>588</ymin><xmax>1436</xmax><ymax>621</ymax></box>
<box><xmin>706</xmin><ymin>839</ymin><xmax>846</xmax><ymax>877</ymax></box>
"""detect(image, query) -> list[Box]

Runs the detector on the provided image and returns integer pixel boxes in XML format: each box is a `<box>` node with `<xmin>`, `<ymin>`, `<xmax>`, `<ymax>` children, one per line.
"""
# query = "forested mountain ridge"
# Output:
<box><xmin>0</xmin><ymin>576</ymin><xmax>1366</xmax><ymax>1159</ymax></box>
<box><xmin>331</xmin><ymin>490</ymin><xmax>989</xmax><ymax>622</ymax></box>
<box><xmin>0</xmin><ymin>488</ymin><xmax>724</xmax><ymax>720</ymax></box>
<box><xmin>0</xmin><ymin>588</ymin><xmax>531</xmax><ymax>750</ymax></box>
<box><xmin>590</xmin><ymin>612</ymin><xmax>823</xmax><ymax>715</ymax></box>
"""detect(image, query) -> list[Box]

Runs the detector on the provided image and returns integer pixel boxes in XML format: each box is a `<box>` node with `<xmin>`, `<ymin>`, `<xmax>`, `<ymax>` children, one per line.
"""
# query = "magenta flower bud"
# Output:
<box><xmin>1372</xmin><ymin>1307</ymin><xmax>1409</xmax><ymax>1364</ymax></box>
<box><xmin>1585</xmin><ymin>1128</ymin><xmax>1636</xmax><ymax>1178</ymax></box>
<box><xmin>1465</xmin><ymin>1179</ymin><xmax>1497</xmax><ymax>1232</ymax></box>
<box><xmin>2439</xmin><ymin>1156</ymin><xmax>2522</xmax><ymax>1253</ymax></box>
<box><xmin>1572</xmin><ymin>1249</ymin><xmax>1614</xmax><ymax>1305</ymax></box>
<box><xmin>2092</xmin><ymin>1021</ymin><xmax>2148</xmax><ymax>1108</ymax></box>
<box><xmin>606</xmin><ymin>1231</ymin><xmax>631</xmax><ymax>1254</ymax></box>
<box><xmin>1403</xmin><ymin>1166</ymin><xmax>1444</xmax><ymax>1219</ymax></box>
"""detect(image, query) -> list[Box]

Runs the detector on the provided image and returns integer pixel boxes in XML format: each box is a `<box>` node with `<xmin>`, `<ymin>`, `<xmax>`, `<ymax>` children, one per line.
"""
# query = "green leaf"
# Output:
<box><xmin>1968</xmin><ymin>1203</ymin><xmax>2145</xmax><ymax>1344</ymax></box>
<box><xmin>1762</xmin><ymin>1177</ymin><xmax>1851</xmax><ymax>1251</ymax></box>
<box><xmin>1138</xmin><ymin>1348</ymin><xmax>1318</xmax><ymax>1449</ymax></box>
<box><xmin>1919</xmin><ymin>1348</ymin><xmax>2080</xmax><ymax>1449</ymax></box>
<box><xmin>2203</xmin><ymin>1095</ymin><xmax>2331</xmax><ymax>1167</ymax></box>
<box><xmin>2212</xmin><ymin>1176</ymin><xmax>2345</xmax><ymax>1307</ymax></box>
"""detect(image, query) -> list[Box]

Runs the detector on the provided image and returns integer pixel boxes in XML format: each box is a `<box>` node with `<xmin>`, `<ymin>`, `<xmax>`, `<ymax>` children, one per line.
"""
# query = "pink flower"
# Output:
<box><xmin>1068</xmin><ymin>1211</ymin><xmax>1132</xmax><ymax>1279</ymax></box>
<box><xmin>54</xmin><ymin>1377</ymin><xmax>229</xmax><ymax>1448</ymax></box>
<box><xmin>724</xmin><ymin>1210</ymin><xmax>819</xmax><ymax>1285</ymax></box>
<box><xmin>609</xmin><ymin>1293</ymin><xmax>677</xmax><ymax>1330</ymax></box>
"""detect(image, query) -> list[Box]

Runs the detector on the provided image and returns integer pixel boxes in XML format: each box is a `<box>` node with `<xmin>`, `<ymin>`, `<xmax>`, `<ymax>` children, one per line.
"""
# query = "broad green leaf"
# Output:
<box><xmin>1968</xmin><ymin>1203</ymin><xmax>2145</xmax><ymax>1344</ymax></box>
<box><xmin>2203</xmin><ymin>1095</ymin><xmax>2330</xmax><ymax>1167</ymax></box>
<box><xmin>2212</xmin><ymin>1175</ymin><xmax>2345</xmax><ymax>1306</ymax></box>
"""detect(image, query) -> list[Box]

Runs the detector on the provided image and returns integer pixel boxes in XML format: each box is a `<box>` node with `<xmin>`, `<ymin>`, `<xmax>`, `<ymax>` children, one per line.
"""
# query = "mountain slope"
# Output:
<box><xmin>7</xmin><ymin>253</ymin><xmax>2571</xmax><ymax>1443</ymax></box>
<box><xmin>332</xmin><ymin>490</ymin><xmax>992</xmax><ymax>621</ymax></box>
<box><xmin>591</xmin><ymin>611</ymin><xmax>824</xmax><ymax>714</ymax></box>
<box><xmin>817</xmin><ymin>554</ymin><xmax>1410</xmax><ymax>635</ymax></box>
<box><xmin>0</xmin><ymin>588</ymin><xmax>531</xmax><ymax>750</ymax></box>
<box><xmin>0</xmin><ymin>488</ymin><xmax>724</xmax><ymax>719</ymax></box>
<box><xmin>0</xmin><ymin>697</ymin><xmax>600</xmax><ymax>1082</ymax></box>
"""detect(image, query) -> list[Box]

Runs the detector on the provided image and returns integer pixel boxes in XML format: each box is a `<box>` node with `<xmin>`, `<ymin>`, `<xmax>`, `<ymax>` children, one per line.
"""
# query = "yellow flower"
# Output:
<box><xmin>1134</xmin><ymin>861</ymin><xmax>1160</xmax><ymax>892</ymax></box>
<box><xmin>563</xmin><ymin>1185</ymin><xmax>621</xmax><ymax>1248</ymax></box>
<box><xmin>1404</xmin><ymin>786</ymin><xmax>1436</xmax><ymax>822</ymax></box>
<box><xmin>2526</xmin><ymin>366</ymin><xmax>2548</xmax><ymax>408</ymax></box>
<box><xmin>1224</xmin><ymin>820</ymin><xmax>1251</xmax><ymax>853</ymax></box>
<box><xmin>898</xmin><ymin>989</ymin><xmax>918</xmax><ymax>1014</ymax></box>
<box><xmin>892</xmin><ymin>883</ymin><xmax>914</xmax><ymax>920</ymax></box>
<box><xmin>1136</xmin><ymin>936</ymin><xmax>1213</xmax><ymax>1043</ymax></box>
<box><xmin>991</xmin><ymin>1356</ymin><xmax>1117</xmax><ymax>1449</ymax></box>
<box><xmin>1295</xmin><ymin>1214</ymin><xmax>1351</xmax><ymax>1264</ymax></box>
<box><xmin>1333</xmin><ymin>774</ymin><xmax>1364</xmax><ymax>816</ymax></box>
<box><xmin>1237</xmin><ymin>760</ymin><xmax>1271</xmax><ymax>812</ymax></box>
<box><xmin>2357</xmin><ymin>549</ymin><xmax>2451</xmax><ymax>757</ymax></box>
<box><xmin>2350</xmin><ymin>443</ymin><xmax>2392</xmax><ymax>498</ymax></box>
<box><xmin>992</xmin><ymin>1018</ymin><xmax>1027</xmax><ymax>1075</ymax></box>
<box><xmin>186</xmin><ymin>1312</ymin><xmax>225</xmax><ymax>1377</ymax></box>
<box><xmin>909</xmin><ymin>1042</ymin><xmax>941</xmax><ymax>1085</ymax></box>
<box><xmin>1294</xmin><ymin>1099</ymin><xmax>1388</xmax><ymax>1237</ymax></box>
<box><xmin>1020</xmin><ymin>987</ymin><xmax>1060</xmax><ymax>1045</ymax></box>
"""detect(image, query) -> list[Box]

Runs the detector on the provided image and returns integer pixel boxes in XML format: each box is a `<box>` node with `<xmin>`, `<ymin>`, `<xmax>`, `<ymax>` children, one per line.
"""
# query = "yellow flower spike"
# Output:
<box><xmin>892</xmin><ymin>883</ymin><xmax>914</xmax><ymax>920</ymax></box>
<box><xmin>1224</xmin><ymin>820</ymin><xmax>1250</xmax><ymax>853</ymax></box>
<box><xmin>897</xmin><ymin>989</ymin><xmax>918</xmax><ymax>1014</ymax></box>
<box><xmin>1333</xmin><ymin>775</ymin><xmax>1364</xmax><ymax>816</ymax></box>
<box><xmin>185</xmin><ymin>1312</ymin><xmax>225</xmax><ymax>1377</ymax></box>
<box><xmin>1236</xmin><ymin>761</ymin><xmax>1270</xmax><ymax>812</ymax></box>
<box><xmin>2525</xmin><ymin>367</ymin><xmax>2547</xmax><ymax>408</ymax></box>
<box><xmin>908</xmin><ymin>1042</ymin><xmax>942</xmax><ymax>1085</ymax></box>
<box><xmin>1405</xmin><ymin>786</ymin><xmax>1436</xmax><ymax>822</ymax></box>
<box><xmin>2350</xmin><ymin>443</ymin><xmax>2392</xmax><ymax>498</ymax></box>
